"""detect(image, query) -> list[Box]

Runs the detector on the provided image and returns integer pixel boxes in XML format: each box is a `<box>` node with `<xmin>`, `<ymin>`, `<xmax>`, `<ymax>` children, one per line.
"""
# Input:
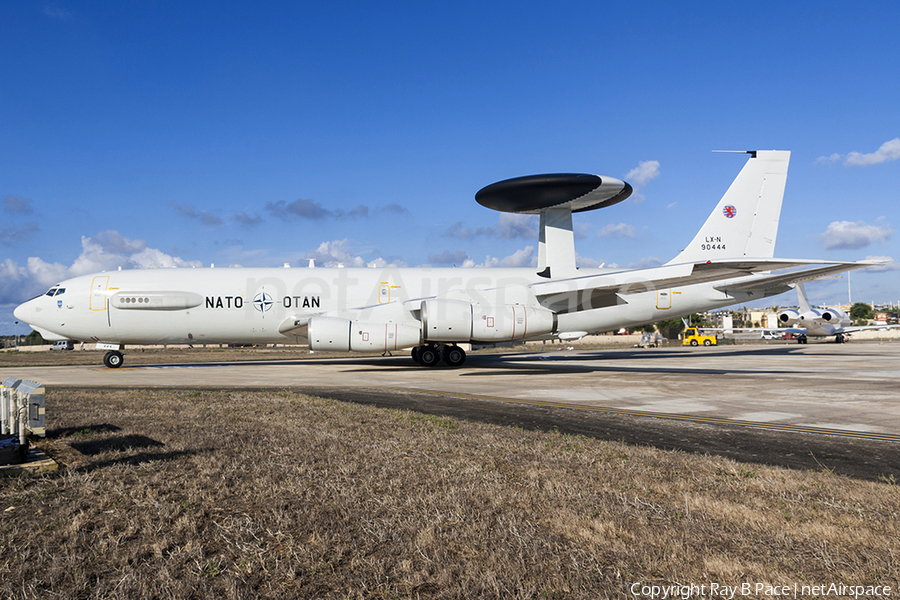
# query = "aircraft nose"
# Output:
<box><xmin>13</xmin><ymin>300</ymin><xmax>31</xmax><ymax>323</ymax></box>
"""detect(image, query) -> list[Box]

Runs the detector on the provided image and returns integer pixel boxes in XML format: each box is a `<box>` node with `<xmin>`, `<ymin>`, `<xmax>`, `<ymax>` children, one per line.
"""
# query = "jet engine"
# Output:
<box><xmin>798</xmin><ymin>307</ymin><xmax>846</xmax><ymax>325</ymax></box>
<box><xmin>420</xmin><ymin>299</ymin><xmax>556</xmax><ymax>342</ymax></box>
<box><xmin>778</xmin><ymin>309</ymin><xmax>800</xmax><ymax>325</ymax></box>
<box><xmin>819</xmin><ymin>307</ymin><xmax>846</xmax><ymax>323</ymax></box>
<box><xmin>308</xmin><ymin>316</ymin><xmax>421</xmax><ymax>352</ymax></box>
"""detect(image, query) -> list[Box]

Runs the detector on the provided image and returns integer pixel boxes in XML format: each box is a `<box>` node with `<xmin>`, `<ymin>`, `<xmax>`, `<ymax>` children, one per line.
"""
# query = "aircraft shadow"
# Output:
<box><xmin>49</xmin><ymin>429</ymin><xmax>205</xmax><ymax>474</ymax></box>
<box><xmin>69</xmin><ymin>433</ymin><xmax>165</xmax><ymax>456</ymax></box>
<box><xmin>126</xmin><ymin>344</ymin><xmax>882</xmax><ymax>375</ymax></box>
<box><xmin>49</xmin><ymin>423</ymin><xmax>122</xmax><ymax>439</ymax></box>
<box><xmin>298</xmin><ymin>386</ymin><xmax>900</xmax><ymax>484</ymax></box>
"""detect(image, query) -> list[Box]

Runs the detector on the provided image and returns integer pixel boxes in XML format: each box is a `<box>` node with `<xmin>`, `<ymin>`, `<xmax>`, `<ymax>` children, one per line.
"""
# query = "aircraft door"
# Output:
<box><xmin>90</xmin><ymin>276</ymin><xmax>110</xmax><ymax>311</ymax></box>
<box><xmin>656</xmin><ymin>289</ymin><xmax>671</xmax><ymax>310</ymax></box>
<box><xmin>378</xmin><ymin>283</ymin><xmax>390</xmax><ymax>304</ymax></box>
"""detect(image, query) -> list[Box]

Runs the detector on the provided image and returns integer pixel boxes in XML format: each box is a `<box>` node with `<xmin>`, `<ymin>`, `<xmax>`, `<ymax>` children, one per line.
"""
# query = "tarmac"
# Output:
<box><xmin>3</xmin><ymin>341</ymin><xmax>899</xmax><ymax>481</ymax></box>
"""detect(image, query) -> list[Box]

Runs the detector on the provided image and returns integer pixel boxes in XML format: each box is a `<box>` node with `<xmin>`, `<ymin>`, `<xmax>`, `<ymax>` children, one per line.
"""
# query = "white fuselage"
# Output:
<box><xmin>798</xmin><ymin>309</ymin><xmax>852</xmax><ymax>337</ymax></box>
<box><xmin>15</xmin><ymin>265</ymin><xmax>770</xmax><ymax>346</ymax></box>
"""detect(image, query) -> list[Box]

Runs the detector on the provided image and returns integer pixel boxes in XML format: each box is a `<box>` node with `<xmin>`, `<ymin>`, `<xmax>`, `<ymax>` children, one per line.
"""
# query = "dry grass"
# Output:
<box><xmin>1</xmin><ymin>388</ymin><xmax>898</xmax><ymax>599</ymax></box>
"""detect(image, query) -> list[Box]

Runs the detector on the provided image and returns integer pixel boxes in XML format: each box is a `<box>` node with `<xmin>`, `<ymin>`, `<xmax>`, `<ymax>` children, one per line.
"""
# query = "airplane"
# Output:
<box><xmin>773</xmin><ymin>282</ymin><xmax>900</xmax><ymax>343</ymax></box>
<box><xmin>13</xmin><ymin>150</ymin><xmax>885</xmax><ymax>369</ymax></box>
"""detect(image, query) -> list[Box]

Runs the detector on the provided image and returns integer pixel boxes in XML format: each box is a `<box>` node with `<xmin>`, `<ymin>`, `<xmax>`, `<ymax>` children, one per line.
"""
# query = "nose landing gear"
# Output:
<box><xmin>103</xmin><ymin>350</ymin><xmax>125</xmax><ymax>368</ymax></box>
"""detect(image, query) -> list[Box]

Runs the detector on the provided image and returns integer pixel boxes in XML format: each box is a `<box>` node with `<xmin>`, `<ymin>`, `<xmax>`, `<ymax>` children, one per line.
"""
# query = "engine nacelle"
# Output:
<box><xmin>778</xmin><ymin>309</ymin><xmax>800</xmax><ymax>325</ymax></box>
<box><xmin>308</xmin><ymin>316</ymin><xmax>421</xmax><ymax>352</ymax></box>
<box><xmin>799</xmin><ymin>309</ymin><xmax>823</xmax><ymax>323</ymax></box>
<box><xmin>819</xmin><ymin>308</ymin><xmax>845</xmax><ymax>323</ymax></box>
<box><xmin>308</xmin><ymin>316</ymin><xmax>351</xmax><ymax>351</ymax></box>
<box><xmin>421</xmin><ymin>299</ymin><xmax>557</xmax><ymax>342</ymax></box>
<box><xmin>351</xmin><ymin>322</ymin><xmax>422</xmax><ymax>352</ymax></box>
<box><xmin>799</xmin><ymin>307</ymin><xmax>846</xmax><ymax>325</ymax></box>
<box><xmin>420</xmin><ymin>299</ymin><xmax>472</xmax><ymax>341</ymax></box>
<box><xmin>471</xmin><ymin>304</ymin><xmax>556</xmax><ymax>341</ymax></box>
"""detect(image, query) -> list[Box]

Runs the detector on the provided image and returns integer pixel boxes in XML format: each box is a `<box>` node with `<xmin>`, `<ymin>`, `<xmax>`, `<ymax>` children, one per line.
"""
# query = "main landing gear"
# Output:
<box><xmin>103</xmin><ymin>350</ymin><xmax>125</xmax><ymax>368</ymax></box>
<box><xmin>411</xmin><ymin>343</ymin><xmax>466</xmax><ymax>368</ymax></box>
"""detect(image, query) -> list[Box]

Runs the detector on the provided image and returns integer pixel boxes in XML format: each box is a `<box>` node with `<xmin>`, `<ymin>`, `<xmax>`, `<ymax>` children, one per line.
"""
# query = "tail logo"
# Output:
<box><xmin>723</xmin><ymin>205</ymin><xmax>737</xmax><ymax>218</ymax></box>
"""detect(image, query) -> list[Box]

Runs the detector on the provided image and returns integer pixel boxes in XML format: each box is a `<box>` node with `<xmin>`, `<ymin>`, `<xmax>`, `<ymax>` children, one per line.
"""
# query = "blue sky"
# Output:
<box><xmin>2</xmin><ymin>1</ymin><xmax>898</xmax><ymax>333</ymax></box>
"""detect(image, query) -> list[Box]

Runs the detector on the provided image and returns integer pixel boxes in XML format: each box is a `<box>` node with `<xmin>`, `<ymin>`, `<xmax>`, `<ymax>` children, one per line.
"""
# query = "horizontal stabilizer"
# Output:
<box><xmin>713</xmin><ymin>260</ymin><xmax>884</xmax><ymax>294</ymax></box>
<box><xmin>531</xmin><ymin>258</ymin><xmax>864</xmax><ymax>299</ymax></box>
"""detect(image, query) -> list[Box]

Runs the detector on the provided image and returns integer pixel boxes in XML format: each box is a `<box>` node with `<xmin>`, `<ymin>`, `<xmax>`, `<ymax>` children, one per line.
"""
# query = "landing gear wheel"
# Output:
<box><xmin>411</xmin><ymin>346</ymin><xmax>422</xmax><ymax>365</ymax></box>
<box><xmin>442</xmin><ymin>345</ymin><xmax>466</xmax><ymax>367</ymax></box>
<box><xmin>104</xmin><ymin>351</ymin><xmax>124</xmax><ymax>369</ymax></box>
<box><xmin>836</xmin><ymin>333</ymin><xmax>845</xmax><ymax>344</ymax></box>
<box><xmin>418</xmin><ymin>345</ymin><xmax>441</xmax><ymax>367</ymax></box>
<box><xmin>797</xmin><ymin>335</ymin><xmax>808</xmax><ymax>345</ymax></box>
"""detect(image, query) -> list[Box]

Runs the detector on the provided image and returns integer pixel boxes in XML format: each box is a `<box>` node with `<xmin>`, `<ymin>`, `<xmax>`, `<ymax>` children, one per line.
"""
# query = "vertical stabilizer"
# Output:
<box><xmin>795</xmin><ymin>282</ymin><xmax>811</xmax><ymax>313</ymax></box>
<box><xmin>667</xmin><ymin>150</ymin><xmax>790</xmax><ymax>264</ymax></box>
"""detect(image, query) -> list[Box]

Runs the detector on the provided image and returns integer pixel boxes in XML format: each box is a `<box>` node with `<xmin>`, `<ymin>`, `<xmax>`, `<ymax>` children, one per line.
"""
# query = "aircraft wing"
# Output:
<box><xmin>530</xmin><ymin>258</ymin><xmax>874</xmax><ymax>299</ymax></box>
<box><xmin>701</xmin><ymin>324</ymin><xmax>900</xmax><ymax>336</ymax></box>
<box><xmin>712</xmin><ymin>259</ymin><xmax>884</xmax><ymax>295</ymax></box>
<box><xmin>699</xmin><ymin>326</ymin><xmax>806</xmax><ymax>334</ymax></box>
<box><xmin>839</xmin><ymin>324</ymin><xmax>900</xmax><ymax>334</ymax></box>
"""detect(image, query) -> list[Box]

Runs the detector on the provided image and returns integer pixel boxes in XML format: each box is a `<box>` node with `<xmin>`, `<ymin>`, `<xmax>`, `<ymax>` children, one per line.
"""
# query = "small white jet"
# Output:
<box><xmin>774</xmin><ymin>282</ymin><xmax>900</xmax><ymax>343</ymax></box>
<box><xmin>14</xmin><ymin>150</ymin><xmax>883</xmax><ymax>368</ymax></box>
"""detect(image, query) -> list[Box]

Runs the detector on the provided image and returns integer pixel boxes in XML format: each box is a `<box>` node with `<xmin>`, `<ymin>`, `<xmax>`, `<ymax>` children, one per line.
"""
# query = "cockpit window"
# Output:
<box><xmin>45</xmin><ymin>287</ymin><xmax>58</xmax><ymax>297</ymax></box>
<box><xmin>55</xmin><ymin>288</ymin><xmax>66</xmax><ymax>296</ymax></box>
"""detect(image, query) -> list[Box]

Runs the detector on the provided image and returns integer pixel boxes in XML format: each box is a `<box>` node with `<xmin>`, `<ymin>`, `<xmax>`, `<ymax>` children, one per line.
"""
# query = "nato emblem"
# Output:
<box><xmin>253</xmin><ymin>291</ymin><xmax>274</xmax><ymax>312</ymax></box>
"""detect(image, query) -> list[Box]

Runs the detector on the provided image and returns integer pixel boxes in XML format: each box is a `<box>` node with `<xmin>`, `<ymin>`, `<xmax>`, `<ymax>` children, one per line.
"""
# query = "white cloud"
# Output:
<box><xmin>623</xmin><ymin>160</ymin><xmax>660</xmax><ymax>203</ymax></box>
<box><xmin>598</xmin><ymin>222</ymin><xmax>636</xmax><ymax>238</ymax></box>
<box><xmin>575</xmin><ymin>254</ymin><xmax>605</xmax><ymax>268</ymax></box>
<box><xmin>306</xmin><ymin>239</ymin><xmax>406</xmax><ymax>268</ymax></box>
<box><xmin>863</xmin><ymin>256</ymin><xmax>900</xmax><ymax>272</ymax></box>
<box><xmin>817</xmin><ymin>138</ymin><xmax>900</xmax><ymax>167</ymax></box>
<box><xmin>464</xmin><ymin>246</ymin><xmax>536</xmax><ymax>268</ymax></box>
<box><xmin>0</xmin><ymin>259</ymin><xmax>27</xmax><ymax>284</ymax></box>
<box><xmin>0</xmin><ymin>231</ymin><xmax>202</xmax><ymax>304</ymax></box>
<box><xmin>497</xmin><ymin>246</ymin><xmax>535</xmax><ymax>267</ymax></box>
<box><xmin>307</xmin><ymin>239</ymin><xmax>367</xmax><ymax>267</ymax></box>
<box><xmin>625</xmin><ymin>160</ymin><xmax>660</xmax><ymax>187</ymax></box>
<box><xmin>815</xmin><ymin>153</ymin><xmax>842</xmax><ymax>165</ymax></box>
<box><xmin>491</xmin><ymin>213</ymin><xmax>538</xmax><ymax>240</ymax></box>
<box><xmin>845</xmin><ymin>138</ymin><xmax>900</xmax><ymax>166</ymax></box>
<box><xmin>626</xmin><ymin>256</ymin><xmax>664</xmax><ymax>269</ymax></box>
<box><xmin>820</xmin><ymin>220</ymin><xmax>893</xmax><ymax>250</ymax></box>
